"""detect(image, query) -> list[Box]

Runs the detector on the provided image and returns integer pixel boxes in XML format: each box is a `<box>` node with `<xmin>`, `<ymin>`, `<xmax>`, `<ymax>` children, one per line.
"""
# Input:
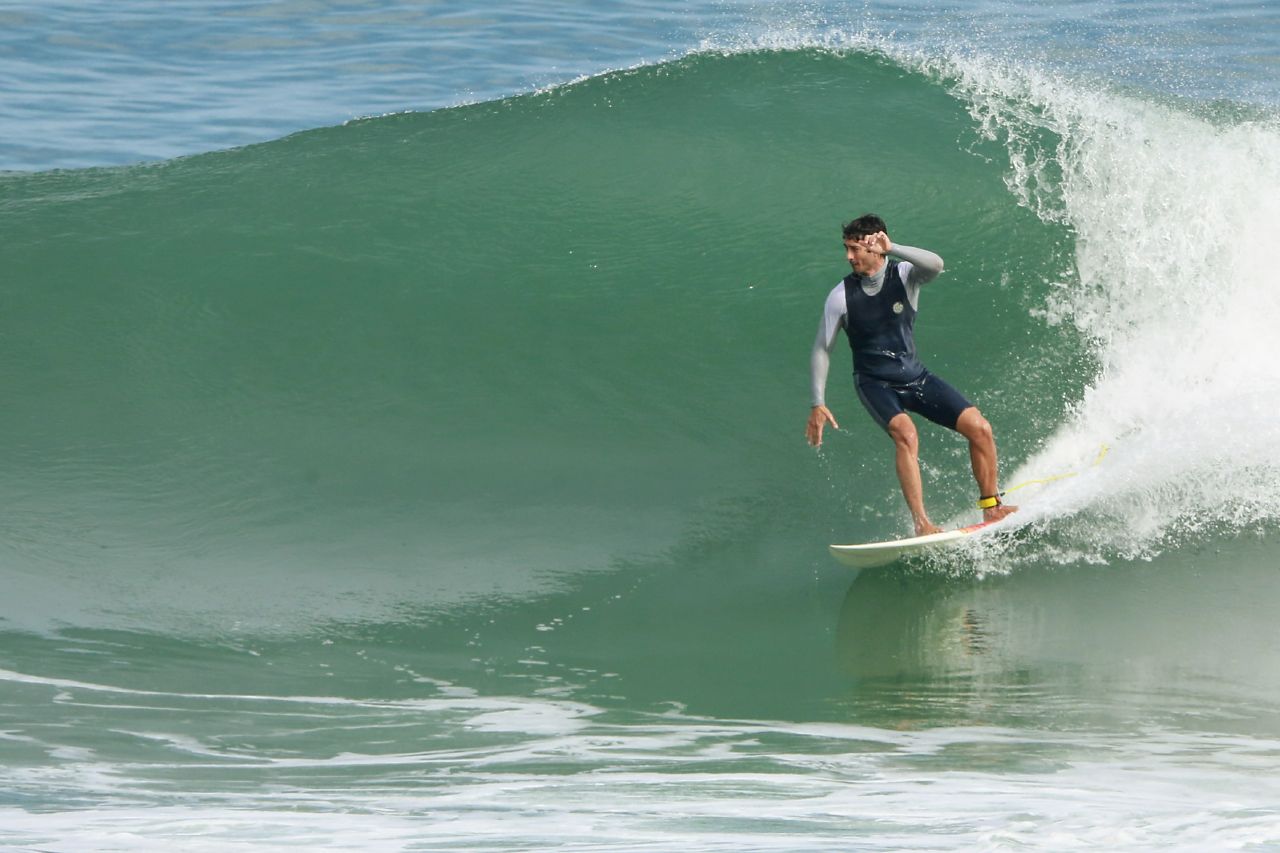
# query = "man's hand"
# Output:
<box><xmin>860</xmin><ymin>231</ymin><xmax>892</xmax><ymax>256</ymax></box>
<box><xmin>806</xmin><ymin>405</ymin><xmax>839</xmax><ymax>447</ymax></box>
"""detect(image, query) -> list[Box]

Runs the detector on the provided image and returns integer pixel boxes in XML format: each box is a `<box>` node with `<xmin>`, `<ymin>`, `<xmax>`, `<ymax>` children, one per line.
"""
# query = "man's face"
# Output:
<box><xmin>844</xmin><ymin>238</ymin><xmax>883</xmax><ymax>276</ymax></box>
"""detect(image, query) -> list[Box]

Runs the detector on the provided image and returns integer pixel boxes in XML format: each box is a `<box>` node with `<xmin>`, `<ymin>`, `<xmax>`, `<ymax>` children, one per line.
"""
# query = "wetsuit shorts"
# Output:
<box><xmin>855</xmin><ymin>370</ymin><xmax>973</xmax><ymax>432</ymax></box>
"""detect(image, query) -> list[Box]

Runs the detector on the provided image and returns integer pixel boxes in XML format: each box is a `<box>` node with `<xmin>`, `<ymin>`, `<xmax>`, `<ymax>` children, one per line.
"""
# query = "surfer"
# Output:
<box><xmin>805</xmin><ymin>214</ymin><xmax>1017</xmax><ymax>536</ymax></box>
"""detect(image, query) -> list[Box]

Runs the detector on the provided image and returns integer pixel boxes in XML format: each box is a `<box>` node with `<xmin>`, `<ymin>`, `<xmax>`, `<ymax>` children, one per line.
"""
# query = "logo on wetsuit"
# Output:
<box><xmin>892</xmin><ymin>301</ymin><xmax>904</xmax><ymax>315</ymax></box>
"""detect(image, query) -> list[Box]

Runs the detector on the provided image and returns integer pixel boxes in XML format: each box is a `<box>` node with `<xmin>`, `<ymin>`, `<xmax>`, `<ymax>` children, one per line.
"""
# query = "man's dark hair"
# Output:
<box><xmin>842</xmin><ymin>214</ymin><xmax>887</xmax><ymax>242</ymax></box>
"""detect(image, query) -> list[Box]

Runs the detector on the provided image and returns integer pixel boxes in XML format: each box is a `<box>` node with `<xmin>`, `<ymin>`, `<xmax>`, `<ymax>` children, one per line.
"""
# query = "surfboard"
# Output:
<box><xmin>829</xmin><ymin>520</ymin><xmax>997</xmax><ymax>569</ymax></box>
<box><xmin>827</xmin><ymin>443</ymin><xmax>1110</xmax><ymax>569</ymax></box>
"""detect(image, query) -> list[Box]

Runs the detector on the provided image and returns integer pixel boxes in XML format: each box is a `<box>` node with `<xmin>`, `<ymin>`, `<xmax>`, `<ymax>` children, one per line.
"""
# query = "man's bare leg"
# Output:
<box><xmin>955</xmin><ymin>406</ymin><xmax>1018</xmax><ymax>523</ymax></box>
<box><xmin>887</xmin><ymin>413</ymin><xmax>942</xmax><ymax>536</ymax></box>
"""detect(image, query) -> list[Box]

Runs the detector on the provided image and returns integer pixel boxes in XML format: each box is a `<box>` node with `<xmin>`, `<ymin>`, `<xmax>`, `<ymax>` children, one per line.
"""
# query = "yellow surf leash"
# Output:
<box><xmin>1000</xmin><ymin>443</ymin><xmax>1110</xmax><ymax>498</ymax></box>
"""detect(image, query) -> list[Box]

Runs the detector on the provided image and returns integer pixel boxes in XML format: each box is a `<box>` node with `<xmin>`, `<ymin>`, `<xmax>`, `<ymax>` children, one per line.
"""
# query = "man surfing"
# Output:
<box><xmin>805</xmin><ymin>214</ymin><xmax>1017</xmax><ymax>536</ymax></box>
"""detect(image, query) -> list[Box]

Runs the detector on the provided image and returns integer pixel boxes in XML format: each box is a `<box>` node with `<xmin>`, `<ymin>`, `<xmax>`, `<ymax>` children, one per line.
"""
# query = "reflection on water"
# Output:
<box><xmin>832</xmin><ymin>536</ymin><xmax>1280</xmax><ymax>736</ymax></box>
<box><xmin>835</xmin><ymin>567</ymin><xmax>1015</xmax><ymax>679</ymax></box>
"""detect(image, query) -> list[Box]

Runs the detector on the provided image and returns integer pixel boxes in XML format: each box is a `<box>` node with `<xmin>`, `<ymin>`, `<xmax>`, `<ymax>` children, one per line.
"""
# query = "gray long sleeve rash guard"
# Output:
<box><xmin>809</xmin><ymin>243</ymin><xmax>945</xmax><ymax>408</ymax></box>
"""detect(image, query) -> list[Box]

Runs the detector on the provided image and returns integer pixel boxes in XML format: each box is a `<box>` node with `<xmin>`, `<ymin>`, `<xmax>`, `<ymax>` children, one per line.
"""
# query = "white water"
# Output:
<box><xmin>940</xmin><ymin>56</ymin><xmax>1280</xmax><ymax>560</ymax></box>
<box><xmin>4</xmin><ymin>666</ymin><xmax>1279</xmax><ymax>852</ymax></box>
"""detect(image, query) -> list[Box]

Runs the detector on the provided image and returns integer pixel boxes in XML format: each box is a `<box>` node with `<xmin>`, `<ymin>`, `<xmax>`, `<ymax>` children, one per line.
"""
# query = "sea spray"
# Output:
<box><xmin>940</xmin><ymin>55</ymin><xmax>1280</xmax><ymax>558</ymax></box>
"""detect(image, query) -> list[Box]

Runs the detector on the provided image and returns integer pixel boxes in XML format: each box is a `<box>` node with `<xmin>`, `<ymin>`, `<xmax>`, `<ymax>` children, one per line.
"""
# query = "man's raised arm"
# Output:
<box><xmin>891</xmin><ymin>242</ymin><xmax>944</xmax><ymax>286</ymax></box>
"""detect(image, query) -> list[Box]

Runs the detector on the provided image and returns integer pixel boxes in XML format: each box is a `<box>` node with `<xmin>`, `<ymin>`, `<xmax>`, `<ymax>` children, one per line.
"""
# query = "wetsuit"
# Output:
<box><xmin>809</xmin><ymin>243</ymin><xmax>973</xmax><ymax>431</ymax></box>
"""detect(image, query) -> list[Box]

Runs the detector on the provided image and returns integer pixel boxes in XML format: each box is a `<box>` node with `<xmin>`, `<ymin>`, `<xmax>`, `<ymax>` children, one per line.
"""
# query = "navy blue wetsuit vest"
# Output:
<box><xmin>842</xmin><ymin>261</ymin><xmax>926</xmax><ymax>383</ymax></box>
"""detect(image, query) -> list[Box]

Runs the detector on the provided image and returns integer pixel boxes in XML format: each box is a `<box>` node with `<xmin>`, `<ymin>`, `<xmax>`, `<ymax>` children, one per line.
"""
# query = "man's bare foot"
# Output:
<box><xmin>983</xmin><ymin>503</ymin><xmax>1018</xmax><ymax>524</ymax></box>
<box><xmin>914</xmin><ymin>520</ymin><xmax>944</xmax><ymax>536</ymax></box>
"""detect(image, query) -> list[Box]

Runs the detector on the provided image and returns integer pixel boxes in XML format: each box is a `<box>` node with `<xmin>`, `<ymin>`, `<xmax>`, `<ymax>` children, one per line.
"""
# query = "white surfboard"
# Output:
<box><xmin>829</xmin><ymin>520</ymin><xmax>997</xmax><ymax>569</ymax></box>
<box><xmin>827</xmin><ymin>443</ymin><xmax>1110</xmax><ymax>570</ymax></box>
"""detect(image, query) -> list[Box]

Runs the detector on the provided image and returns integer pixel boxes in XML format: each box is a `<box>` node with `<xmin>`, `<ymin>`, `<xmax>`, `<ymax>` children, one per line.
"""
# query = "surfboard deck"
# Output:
<box><xmin>829</xmin><ymin>520</ymin><xmax>996</xmax><ymax>569</ymax></box>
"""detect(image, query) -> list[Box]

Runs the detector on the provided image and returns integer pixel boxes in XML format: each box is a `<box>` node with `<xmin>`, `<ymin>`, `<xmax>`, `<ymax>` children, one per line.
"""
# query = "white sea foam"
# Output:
<box><xmin>937</xmin><ymin>54</ymin><xmax>1280</xmax><ymax>559</ymax></box>
<box><xmin>3</xmin><ymin>682</ymin><xmax>1279</xmax><ymax>851</ymax></box>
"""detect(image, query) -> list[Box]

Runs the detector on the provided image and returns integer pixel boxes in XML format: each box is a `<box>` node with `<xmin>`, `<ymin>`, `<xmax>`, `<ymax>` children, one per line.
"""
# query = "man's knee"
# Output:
<box><xmin>887</xmin><ymin>414</ymin><xmax>918</xmax><ymax>451</ymax></box>
<box><xmin>956</xmin><ymin>406</ymin><xmax>993</xmax><ymax>442</ymax></box>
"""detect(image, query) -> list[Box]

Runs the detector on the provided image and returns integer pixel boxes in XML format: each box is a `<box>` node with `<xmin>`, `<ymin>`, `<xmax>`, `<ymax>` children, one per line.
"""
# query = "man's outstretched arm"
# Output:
<box><xmin>807</xmin><ymin>287</ymin><xmax>845</xmax><ymax>447</ymax></box>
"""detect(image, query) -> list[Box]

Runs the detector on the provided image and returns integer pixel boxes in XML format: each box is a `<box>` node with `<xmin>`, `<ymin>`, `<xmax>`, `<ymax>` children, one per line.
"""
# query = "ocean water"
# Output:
<box><xmin>2</xmin><ymin>1</ymin><xmax>1280</xmax><ymax>849</ymax></box>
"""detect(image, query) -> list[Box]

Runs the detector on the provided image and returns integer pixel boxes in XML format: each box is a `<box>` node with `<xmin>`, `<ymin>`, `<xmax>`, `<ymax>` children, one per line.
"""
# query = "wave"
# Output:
<box><xmin>2</xmin><ymin>44</ymin><xmax>1278</xmax><ymax>635</ymax></box>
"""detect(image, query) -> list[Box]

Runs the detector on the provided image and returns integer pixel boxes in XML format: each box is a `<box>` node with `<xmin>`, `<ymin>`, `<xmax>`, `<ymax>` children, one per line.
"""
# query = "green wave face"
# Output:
<box><xmin>4</xmin><ymin>45</ymin><xmax>1278</xmax><ymax>642</ymax></box>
